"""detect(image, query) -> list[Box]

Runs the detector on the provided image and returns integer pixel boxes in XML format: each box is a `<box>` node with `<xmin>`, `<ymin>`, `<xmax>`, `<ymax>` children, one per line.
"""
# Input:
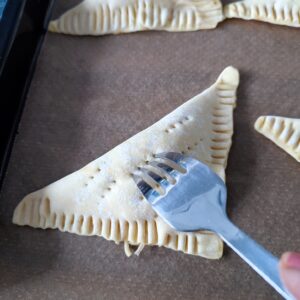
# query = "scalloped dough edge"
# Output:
<box><xmin>255</xmin><ymin>115</ymin><xmax>300</xmax><ymax>162</ymax></box>
<box><xmin>49</xmin><ymin>0</ymin><xmax>224</xmax><ymax>35</ymax></box>
<box><xmin>225</xmin><ymin>0</ymin><xmax>300</xmax><ymax>27</ymax></box>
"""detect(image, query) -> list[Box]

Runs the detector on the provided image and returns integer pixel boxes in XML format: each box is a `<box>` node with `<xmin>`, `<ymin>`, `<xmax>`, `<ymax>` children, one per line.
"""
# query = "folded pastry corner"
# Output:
<box><xmin>224</xmin><ymin>0</ymin><xmax>300</xmax><ymax>27</ymax></box>
<box><xmin>13</xmin><ymin>66</ymin><xmax>239</xmax><ymax>258</ymax></box>
<box><xmin>48</xmin><ymin>0</ymin><xmax>224</xmax><ymax>35</ymax></box>
<box><xmin>255</xmin><ymin>116</ymin><xmax>300</xmax><ymax>162</ymax></box>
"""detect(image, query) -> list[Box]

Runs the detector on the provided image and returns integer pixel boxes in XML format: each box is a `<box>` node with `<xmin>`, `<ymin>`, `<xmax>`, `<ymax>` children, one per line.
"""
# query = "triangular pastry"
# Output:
<box><xmin>13</xmin><ymin>66</ymin><xmax>239</xmax><ymax>258</ymax></box>
<box><xmin>48</xmin><ymin>0</ymin><xmax>224</xmax><ymax>35</ymax></box>
<box><xmin>225</xmin><ymin>0</ymin><xmax>300</xmax><ymax>27</ymax></box>
<box><xmin>255</xmin><ymin>116</ymin><xmax>300</xmax><ymax>162</ymax></box>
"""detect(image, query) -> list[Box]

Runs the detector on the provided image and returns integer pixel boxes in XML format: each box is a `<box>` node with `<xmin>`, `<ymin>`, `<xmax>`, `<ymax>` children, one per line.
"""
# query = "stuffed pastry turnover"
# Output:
<box><xmin>48</xmin><ymin>0</ymin><xmax>224</xmax><ymax>35</ymax></box>
<box><xmin>13</xmin><ymin>66</ymin><xmax>239</xmax><ymax>258</ymax></box>
<box><xmin>225</xmin><ymin>0</ymin><xmax>300</xmax><ymax>27</ymax></box>
<box><xmin>255</xmin><ymin>116</ymin><xmax>300</xmax><ymax>162</ymax></box>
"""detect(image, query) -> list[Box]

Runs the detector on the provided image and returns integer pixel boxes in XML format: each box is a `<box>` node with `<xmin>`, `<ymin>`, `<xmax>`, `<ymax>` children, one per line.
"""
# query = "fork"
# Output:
<box><xmin>133</xmin><ymin>152</ymin><xmax>293</xmax><ymax>300</ymax></box>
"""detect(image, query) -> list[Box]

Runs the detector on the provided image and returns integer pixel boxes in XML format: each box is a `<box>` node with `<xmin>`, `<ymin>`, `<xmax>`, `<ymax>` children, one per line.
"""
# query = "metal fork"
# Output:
<box><xmin>133</xmin><ymin>152</ymin><xmax>293</xmax><ymax>300</ymax></box>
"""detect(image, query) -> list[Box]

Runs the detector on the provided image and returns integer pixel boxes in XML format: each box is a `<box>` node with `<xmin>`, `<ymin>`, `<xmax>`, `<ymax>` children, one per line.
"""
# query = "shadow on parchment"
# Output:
<box><xmin>0</xmin><ymin>225</ymin><xmax>60</xmax><ymax>290</ymax></box>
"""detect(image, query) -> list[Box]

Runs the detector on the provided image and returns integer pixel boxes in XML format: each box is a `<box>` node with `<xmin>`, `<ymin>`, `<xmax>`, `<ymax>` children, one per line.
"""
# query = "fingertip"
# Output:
<box><xmin>280</xmin><ymin>252</ymin><xmax>293</xmax><ymax>268</ymax></box>
<box><xmin>280</xmin><ymin>267</ymin><xmax>300</xmax><ymax>299</ymax></box>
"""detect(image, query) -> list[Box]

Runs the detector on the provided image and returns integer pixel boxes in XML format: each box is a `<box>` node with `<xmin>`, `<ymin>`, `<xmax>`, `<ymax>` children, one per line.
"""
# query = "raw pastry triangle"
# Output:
<box><xmin>13</xmin><ymin>66</ymin><xmax>239</xmax><ymax>258</ymax></box>
<box><xmin>48</xmin><ymin>0</ymin><xmax>224</xmax><ymax>35</ymax></box>
<box><xmin>225</xmin><ymin>0</ymin><xmax>300</xmax><ymax>27</ymax></box>
<box><xmin>255</xmin><ymin>116</ymin><xmax>300</xmax><ymax>162</ymax></box>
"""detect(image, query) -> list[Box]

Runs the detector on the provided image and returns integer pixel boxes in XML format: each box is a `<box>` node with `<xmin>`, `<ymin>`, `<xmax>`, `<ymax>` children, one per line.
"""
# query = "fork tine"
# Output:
<box><xmin>132</xmin><ymin>173</ymin><xmax>152</xmax><ymax>196</ymax></box>
<box><xmin>139</xmin><ymin>168</ymin><xmax>163</xmax><ymax>183</ymax></box>
<box><xmin>135</xmin><ymin>168</ymin><xmax>165</xmax><ymax>195</ymax></box>
<box><xmin>134</xmin><ymin>152</ymin><xmax>190</xmax><ymax>200</ymax></box>
<box><xmin>147</xmin><ymin>161</ymin><xmax>176</xmax><ymax>184</ymax></box>
<box><xmin>155</xmin><ymin>152</ymin><xmax>184</xmax><ymax>162</ymax></box>
<box><xmin>154</xmin><ymin>153</ymin><xmax>186</xmax><ymax>174</ymax></box>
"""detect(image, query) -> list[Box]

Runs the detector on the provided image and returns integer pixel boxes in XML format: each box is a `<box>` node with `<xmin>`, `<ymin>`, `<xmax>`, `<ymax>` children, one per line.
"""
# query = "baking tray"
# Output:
<box><xmin>0</xmin><ymin>0</ymin><xmax>55</xmax><ymax>189</ymax></box>
<box><xmin>0</xmin><ymin>0</ymin><xmax>299</xmax><ymax>299</ymax></box>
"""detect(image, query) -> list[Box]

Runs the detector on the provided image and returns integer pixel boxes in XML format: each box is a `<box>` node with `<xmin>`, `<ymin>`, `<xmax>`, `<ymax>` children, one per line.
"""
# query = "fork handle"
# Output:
<box><xmin>217</xmin><ymin>218</ymin><xmax>294</xmax><ymax>300</ymax></box>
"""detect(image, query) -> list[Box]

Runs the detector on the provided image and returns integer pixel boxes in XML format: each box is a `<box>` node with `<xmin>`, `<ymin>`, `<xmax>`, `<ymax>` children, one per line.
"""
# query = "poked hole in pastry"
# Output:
<box><xmin>186</xmin><ymin>138</ymin><xmax>203</xmax><ymax>152</ymax></box>
<box><xmin>165</xmin><ymin>116</ymin><xmax>193</xmax><ymax>132</ymax></box>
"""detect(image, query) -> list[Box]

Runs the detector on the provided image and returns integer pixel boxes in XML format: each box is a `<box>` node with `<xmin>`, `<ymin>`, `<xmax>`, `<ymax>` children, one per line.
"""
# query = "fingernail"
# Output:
<box><xmin>281</xmin><ymin>252</ymin><xmax>300</xmax><ymax>270</ymax></box>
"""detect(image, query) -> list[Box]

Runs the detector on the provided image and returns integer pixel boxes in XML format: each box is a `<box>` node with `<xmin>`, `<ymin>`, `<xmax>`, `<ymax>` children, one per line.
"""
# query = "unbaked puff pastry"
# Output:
<box><xmin>255</xmin><ymin>116</ymin><xmax>300</xmax><ymax>162</ymax></box>
<box><xmin>48</xmin><ymin>0</ymin><xmax>224</xmax><ymax>35</ymax></box>
<box><xmin>13</xmin><ymin>66</ymin><xmax>239</xmax><ymax>258</ymax></box>
<box><xmin>225</xmin><ymin>0</ymin><xmax>300</xmax><ymax>27</ymax></box>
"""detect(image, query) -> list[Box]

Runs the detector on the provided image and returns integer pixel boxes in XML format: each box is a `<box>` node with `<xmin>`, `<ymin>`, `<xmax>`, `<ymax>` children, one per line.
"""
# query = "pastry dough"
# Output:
<box><xmin>255</xmin><ymin>116</ymin><xmax>300</xmax><ymax>162</ymax></box>
<box><xmin>48</xmin><ymin>0</ymin><xmax>224</xmax><ymax>35</ymax></box>
<box><xmin>224</xmin><ymin>0</ymin><xmax>300</xmax><ymax>27</ymax></box>
<box><xmin>13</xmin><ymin>66</ymin><xmax>239</xmax><ymax>258</ymax></box>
